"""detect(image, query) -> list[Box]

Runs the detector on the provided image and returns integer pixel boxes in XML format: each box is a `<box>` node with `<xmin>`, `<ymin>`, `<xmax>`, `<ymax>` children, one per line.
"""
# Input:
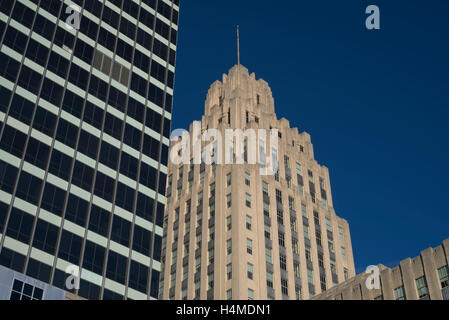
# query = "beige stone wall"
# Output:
<box><xmin>160</xmin><ymin>65</ymin><xmax>356</xmax><ymax>300</ymax></box>
<box><xmin>312</xmin><ymin>238</ymin><xmax>449</xmax><ymax>300</ymax></box>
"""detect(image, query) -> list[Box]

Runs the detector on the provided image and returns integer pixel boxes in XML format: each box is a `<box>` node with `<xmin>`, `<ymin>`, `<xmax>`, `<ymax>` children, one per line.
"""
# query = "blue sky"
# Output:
<box><xmin>171</xmin><ymin>0</ymin><xmax>449</xmax><ymax>272</ymax></box>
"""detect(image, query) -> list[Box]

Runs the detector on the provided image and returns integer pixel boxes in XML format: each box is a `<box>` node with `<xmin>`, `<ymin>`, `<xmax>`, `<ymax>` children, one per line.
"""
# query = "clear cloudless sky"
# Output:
<box><xmin>170</xmin><ymin>0</ymin><xmax>449</xmax><ymax>272</ymax></box>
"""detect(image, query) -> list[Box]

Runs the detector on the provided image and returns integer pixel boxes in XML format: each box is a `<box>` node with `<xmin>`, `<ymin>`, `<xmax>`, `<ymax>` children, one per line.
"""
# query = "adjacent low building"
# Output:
<box><xmin>312</xmin><ymin>238</ymin><xmax>449</xmax><ymax>300</ymax></box>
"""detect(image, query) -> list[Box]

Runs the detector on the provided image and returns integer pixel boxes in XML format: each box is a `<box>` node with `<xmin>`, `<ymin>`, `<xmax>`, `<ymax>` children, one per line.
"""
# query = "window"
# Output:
<box><xmin>246</xmin><ymin>215</ymin><xmax>252</xmax><ymax>230</ymax></box>
<box><xmin>227</xmin><ymin>216</ymin><xmax>232</xmax><ymax>231</ymax></box>
<box><xmin>394</xmin><ymin>286</ymin><xmax>406</xmax><ymax>300</ymax></box>
<box><xmin>247</xmin><ymin>263</ymin><xmax>253</xmax><ymax>280</ymax></box>
<box><xmin>307</xmin><ymin>269</ymin><xmax>313</xmax><ymax>284</ymax></box>
<box><xmin>245</xmin><ymin>172</ymin><xmax>250</xmax><ymax>186</ymax></box>
<box><xmin>275</xmin><ymin>189</ymin><xmax>282</xmax><ymax>203</ymax></box>
<box><xmin>295</xmin><ymin>285</ymin><xmax>302</xmax><ymax>300</ymax></box>
<box><xmin>416</xmin><ymin>276</ymin><xmax>430</xmax><ymax>299</ymax></box>
<box><xmin>227</xmin><ymin>239</ymin><xmax>232</xmax><ymax>255</ymax></box>
<box><xmin>208</xmin><ymin>273</ymin><xmax>214</xmax><ymax>290</ymax></box>
<box><xmin>305</xmin><ymin>247</ymin><xmax>312</xmax><ymax>262</ymax></box>
<box><xmin>338</xmin><ymin>226</ymin><xmax>344</xmax><ymax>240</ymax></box>
<box><xmin>294</xmin><ymin>262</ymin><xmax>300</xmax><ymax>278</ymax></box>
<box><xmin>280</xmin><ymin>254</ymin><xmax>287</xmax><ymax>270</ymax></box>
<box><xmin>247</xmin><ymin>239</ymin><xmax>253</xmax><ymax>255</ymax></box>
<box><xmin>325</xmin><ymin>218</ymin><xmax>332</xmax><ymax>232</ymax></box>
<box><xmin>304</xmin><ymin>225</ymin><xmax>310</xmax><ymax>240</ymax></box>
<box><xmin>281</xmin><ymin>279</ymin><xmax>288</xmax><ymax>296</ymax></box>
<box><xmin>248</xmin><ymin>289</ymin><xmax>254</xmax><ymax>300</ymax></box>
<box><xmin>227</xmin><ymin>263</ymin><xmax>232</xmax><ymax>280</ymax></box>
<box><xmin>227</xmin><ymin>193</ymin><xmax>232</xmax><ymax>208</ymax></box>
<box><xmin>226</xmin><ymin>289</ymin><xmax>232</xmax><ymax>300</ymax></box>
<box><xmin>277</xmin><ymin>209</ymin><xmax>284</xmax><ymax>225</ymax></box>
<box><xmin>9</xmin><ymin>279</ymin><xmax>44</xmax><ymax>300</ymax></box>
<box><xmin>438</xmin><ymin>266</ymin><xmax>449</xmax><ymax>288</ymax></box>
<box><xmin>267</xmin><ymin>272</ymin><xmax>273</xmax><ymax>288</ymax></box>
<box><xmin>208</xmin><ymin>248</ymin><xmax>214</xmax><ymax>264</ymax></box>
<box><xmin>288</xmin><ymin>197</ymin><xmax>295</xmax><ymax>211</ymax></box>
<box><xmin>292</xmin><ymin>239</ymin><xmax>299</xmax><ymax>254</ymax></box>
<box><xmin>374</xmin><ymin>295</ymin><xmax>383</xmax><ymax>300</ymax></box>
<box><xmin>264</xmin><ymin>224</ymin><xmax>271</xmax><ymax>239</ymax></box>
<box><xmin>245</xmin><ymin>193</ymin><xmax>251</xmax><ymax>208</ymax></box>
<box><xmin>263</xmin><ymin>203</ymin><xmax>270</xmax><ymax>217</ymax></box>
<box><xmin>262</xmin><ymin>181</ymin><xmax>269</xmax><ymax>194</ymax></box>
<box><xmin>301</xmin><ymin>204</ymin><xmax>307</xmax><ymax>217</ymax></box>
<box><xmin>265</xmin><ymin>248</ymin><xmax>272</xmax><ymax>264</ymax></box>
<box><xmin>278</xmin><ymin>232</ymin><xmax>285</xmax><ymax>247</ymax></box>
<box><xmin>341</xmin><ymin>247</ymin><xmax>347</xmax><ymax>261</ymax></box>
<box><xmin>195</xmin><ymin>257</ymin><xmax>201</xmax><ymax>273</ymax></box>
<box><xmin>344</xmin><ymin>268</ymin><xmax>349</xmax><ymax>280</ymax></box>
<box><xmin>226</xmin><ymin>173</ymin><xmax>231</xmax><ymax>186</ymax></box>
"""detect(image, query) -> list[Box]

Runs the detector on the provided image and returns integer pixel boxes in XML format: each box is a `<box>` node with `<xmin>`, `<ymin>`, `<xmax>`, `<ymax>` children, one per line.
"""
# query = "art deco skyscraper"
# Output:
<box><xmin>160</xmin><ymin>64</ymin><xmax>355</xmax><ymax>300</ymax></box>
<box><xmin>0</xmin><ymin>0</ymin><xmax>179</xmax><ymax>300</ymax></box>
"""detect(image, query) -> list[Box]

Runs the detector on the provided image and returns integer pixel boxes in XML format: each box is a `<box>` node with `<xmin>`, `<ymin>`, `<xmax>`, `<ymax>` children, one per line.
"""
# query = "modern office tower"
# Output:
<box><xmin>160</xmin><ymin>64</ymin><xmax>355</xmax><ymax>300</ymax></box>
<box><xmin>0</xmin><ymin>0</ymin><xmax>179</xmax><ymax>300</ymax></box>
<box><xmin>312</xmin><ymin>238</ymin><xmax>449</xmax><ymax>300</ymax></box>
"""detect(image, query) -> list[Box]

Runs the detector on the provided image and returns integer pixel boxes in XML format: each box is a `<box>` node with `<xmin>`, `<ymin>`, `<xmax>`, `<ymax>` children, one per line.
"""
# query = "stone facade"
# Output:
<box><xmin>159</xmin><ymin>65</ymin><xmax>355</xmax><ymax>300</ymax></box>
<box><xmin>313</xmin><ymin>238</ymin><xmax>449</xmax><ymax>300</ymax></box>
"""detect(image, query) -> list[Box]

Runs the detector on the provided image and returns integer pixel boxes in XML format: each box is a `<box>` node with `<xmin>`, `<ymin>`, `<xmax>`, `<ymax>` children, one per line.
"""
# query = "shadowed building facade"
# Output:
<box><xmin>0</xmin><ymin>0</ymin><xmax>179</xmax><ymax>300</ymax></box>
<box><xmin>160</xmin><ymin>64</ymin><xmax>355</xmax><ymax>300</ymax></box>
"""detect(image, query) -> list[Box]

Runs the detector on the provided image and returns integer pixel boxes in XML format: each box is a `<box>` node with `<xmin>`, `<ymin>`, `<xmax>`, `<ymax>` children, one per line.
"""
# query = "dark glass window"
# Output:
<box><xmin>65</xmin><ymin>194</ymin><xmax>88</xmax><ymax>227</ymax></box>
<box><xmin>33</xmin><ymin>219</ymin><xmax>59</xmax><ymax>255</ymax></box>
<box><xmin>6</xmin><ymin>208</ymin><xmax>34</xmax><ymax>244</ymax></box>
<box><xmin>40</xmin><ymin>78</ymin><xmax>64</xmax><ymax>106</ymax></box>
<box><xmin>150</xmin><ymin>269</ymin><xmax>160</xmax><ymax>298</ymax></box>
<box><xmin>103</xmin><ymin>113</ymin><xmax>123</xmax><ymax>141</ymax></box>
<box><xmin>33</xmin><ymin>106</ymin><xmax>57</xmax><ymax>137</ymax></box>
<box><xmin>9</xmin><ymin>94</ymin><xmax>35</xmax><ymax>125</ymax></box>
<box><xmin>106</xmin><ymin>251</ymin><xmax>127</xmax><ymax>284</ymax></box>
<box><xmin>94</xmin><ymin>171</ymin><xmax>115</xmax><ymax>203</ymax></box>
<box><xmin>47</xmin><ymin>51</ymin><xmax>70</xmax><ymax>79</ymax></box>
<box><xmin>2</xmin><ymin>27</ymin><xmax>27</xmax><ymax>54</ymax></box>
<box><xmin>111</xmin><ymin>215</ymin><xmax>131</xmax><ymax>247</ymax></box>
<box><xmin>83</xmin><ymin>101</ymin><xmax>104</xmax><ymax>129</ymax></box>
<box><xmin>25</xmin><ymin>37</ymin><xmax>49</xmax><ymax>65</ymax></box>
<box><xmin>139</xmin><ymin>162</ymin><xmax>156</xmax><ymax>189</ymax></box>
<box><xmin>72</xmin><ymin>161</ymin><xmax>94</xmax><ymax>192</ymax></box>
<box><xmin>26</xmin><ymin>258</ymin><xmax>51</xmax><ymax>283</ymax></box>
<box><xmin>99</xmin><ymin>141</ymin><xmax>119</xmax><ymax>170</ymax></box>
<box><xmin>15</xmin><ymin>171</ymin><xmax>43</xmax><ymax>205</ymax></box>
<box><xmin>62</xmin><ymin>90</ymin><xmax>84</xmax><ymax>118</ymax></box>
<box><xmin>41</xmin><ymin>182</ymin><xmax>66</xmax><ymax>216</ymax></box>
<box><xmin>132</xmin><ymin>225</ymin><xmax>151</xmax><ymax>256</ymax></box>
<box><xmin>17</xmin><ymin>65</ymin><xmax>42</xmax><ymax>96</ymax></box>
<box><xmin>58</xmin><ymin>230</ymin><xmax>82</xmax><ymax>264</ymax></box>
<box><xmin>0</xmin><ymin>87</ymin><xmax>12</xmax><ymax>112</ymax></box>
<box><xmin>48</xmin><ymin>149</ymin><xmax>72</xmax><ymax>181</ymax></box>
<box><xmin>136</xmin><ymin>193</ymin><xmax>154</xmax><ymax>222</ymax></box>
<box><xmin>78</xmin><ymin>279</ymin><xmax>101</xmax><ymax>300</ymax></box>
<box><xmin>82</xmin><ymin>240</ymin><xmax>105</xmax><ymax>275</ymax></box>
<box><xmin>128</xmin><ymin>260</ymin><xmax>148</xmax><ymax>294</ymax></box>
<box><xmin>142</xmin><ymin>134</ymin><xmax>160</xmax><ymax>162</ymax></box>
<box><xmin>145</xmin><ymin>108</ymin><xmax>162</xmax><ymax>133</ymax></box>
<box><xmin>74</xmin><ymin>38</ymin><xmax>94</xmax><ymax>64</ymax></box>
<box><xmin>152</xmin><ymin>234</ymin><xmax>162</xmax><ymax>261</ymax></box>
<box><xmin>12</xmin><ymin>2</ymin><xmax>35</xmax><ymax>29</ymax></box>
<box><xmin>0</xmin><ymin>125</ymin><xmax>27</xmax><ymax>158</ymax></box>
<box><xmin>0</xmin><ymin>248</ymin><xmax>26</xmax><ymax>273</ymax></box>
<box><xmin>119</xmin><ymin>152</ymin><xmax>138</xmax><ymax>180</ymax></box>
<box><xmin>77</xmin><ymin>130</ymin><xmax>99</xmax><ymax>159</ymax></box>
<box><xmin>115</xmin><ymin>182</ymin><xmax>135</xmax><ymax>213</ymax></box>
<box><xmin>68</xmin><ymin>64</ymin><xmax>89</xmax><ymax>91</ymax></box>
<box><xmin>0</xmin><ymin>161</ymin><xmax>19</xmax><ymax>193</ymax></box>
<box><xmin>24</xmin><ymin>137</ymin><xmax>50</xmax><ymax>170</ymax></box>
<box><xmin>33</xmin><ymin>14</ymin><xmax>56</xmax><ymax>40</ymax></box>
<box><xmin>88</xmin><ymin>204</ymin><xmax>111</xmax><ymax>237</ymax></box>
<box><xmin>123</xmin><ymin>124</ymin><xmax>141</xmax><ymax>150</ymax></box>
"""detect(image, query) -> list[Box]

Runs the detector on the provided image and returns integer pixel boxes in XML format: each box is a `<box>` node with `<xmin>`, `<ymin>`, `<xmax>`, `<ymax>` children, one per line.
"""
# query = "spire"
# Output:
<box><xmin>237</xmin><ymin>25</ymin><xmax>240</xmax><ymax>66</ymax></box>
